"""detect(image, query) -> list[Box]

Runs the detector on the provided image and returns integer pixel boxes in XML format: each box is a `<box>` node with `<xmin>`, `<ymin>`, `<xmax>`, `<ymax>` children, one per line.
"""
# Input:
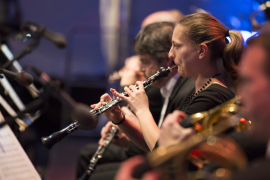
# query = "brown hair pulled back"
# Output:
<box><xmin>177</xmin><ymin>13</ymin><xmax>244</xmax><ymax>79</ymax></box>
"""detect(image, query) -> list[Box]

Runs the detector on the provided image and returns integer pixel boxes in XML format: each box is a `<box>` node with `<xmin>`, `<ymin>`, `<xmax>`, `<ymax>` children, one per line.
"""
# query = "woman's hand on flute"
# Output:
<box><xmin>110</xmin><ymin>81</ymin><xmax>149</xmax><ymax>115</ymax></box>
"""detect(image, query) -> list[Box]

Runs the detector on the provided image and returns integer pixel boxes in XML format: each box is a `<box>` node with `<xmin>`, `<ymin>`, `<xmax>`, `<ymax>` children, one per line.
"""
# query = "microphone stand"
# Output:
<box><xmin>1</xmin><ymin>37</ymin><xmax>40</xmax><ymax>69</ymax></box>
<box><xmin>0</xmin><ymin>92</ymin><xmax>47</xmax><ymax>129</ymax></box>
<box><xmin>31</xmin><ymin>68</ymin><xmax>97</xmax><ymax>130</ymax></box>
<box><xmin>0</xmin><ymin>73</ymin><xmax>58</xmax><ymax>129</ymax></box>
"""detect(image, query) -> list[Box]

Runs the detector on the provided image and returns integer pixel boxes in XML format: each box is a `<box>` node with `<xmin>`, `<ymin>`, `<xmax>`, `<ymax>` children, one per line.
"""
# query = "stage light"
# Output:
<box><xmin>239</xmin><ymin>30</ymin><xmax>258</xmax><ymax>44</ymax></box>
<box><xmin>230</xmin><ymin>16</ymin><xmax>241</xmax><ymax>29</ymax></box>
<box><xmin>252</xmin><ymin>1</ymin><xmax>261</xmax><ymax>11</ymax></box>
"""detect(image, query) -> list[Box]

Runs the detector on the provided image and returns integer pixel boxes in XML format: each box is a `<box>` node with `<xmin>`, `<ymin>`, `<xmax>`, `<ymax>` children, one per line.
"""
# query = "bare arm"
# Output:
<box><xmin>111</xmin><ymin>82</ymin><xmax>160</xmax><ymax>151</ymax></box>
<box><xmin>119</xmin><ymin>107</ymin><xmax>150</xmax><ymax>152</ymax></box>
<box><xmin>91</xmin><ymin>92</ymin><xmax>151</xmax><ymax>152</ymax></box>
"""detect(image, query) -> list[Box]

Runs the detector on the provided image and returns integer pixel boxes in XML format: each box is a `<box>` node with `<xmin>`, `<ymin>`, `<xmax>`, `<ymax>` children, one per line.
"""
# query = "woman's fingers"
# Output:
<box><xmin>110</xmin><ymin>88</ymin><xmax>118</xmax><ymax>99</ymax></box>
<box><xmin>129</xmin><ymin>85</ymin><xmax>137</xmax><ymax>92</ymax></box>
<box><xmin>111</xmin><ymin>88</ymin><xmax>129</xmax><ymax>102</ymax></box>
<box><xmin>124</xmin><ymin>86</ymin><xmax>133</xmax><ymax>97</ymax></box>
<box><xmin>92</xmin><ymin>93</ymin><xmax>112</xmax><ymax>110</ymax></box>
<box><xmin>136</xmin><ymin>81</ymin><xmax>144</xmax><ymax>91</ymax></box>
<box><xmin>128</xmin><ymin>81</ymin><xmax>144</xmax><ymax>93</ymax></box>
<box><xmin>101</xmin><ymin>93</ymin><xmax>112</xmax><ymax>102</ymax></box>
<box><xmin>110</xmin><ymin>88</ymin><xmax>124</xmax><ymax>100</ymax></box>
<box><xmin>90</xmin><ymin>104</ymin><xmax>97</xmax><ymax>108</ymax></box>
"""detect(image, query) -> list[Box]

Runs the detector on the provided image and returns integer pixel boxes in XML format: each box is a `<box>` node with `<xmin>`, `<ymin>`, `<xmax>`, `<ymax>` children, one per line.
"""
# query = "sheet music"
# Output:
<box><xmin>0</xmin><ymin>112</ymin><xmax>41</xmax><ymax>180</ymax></box>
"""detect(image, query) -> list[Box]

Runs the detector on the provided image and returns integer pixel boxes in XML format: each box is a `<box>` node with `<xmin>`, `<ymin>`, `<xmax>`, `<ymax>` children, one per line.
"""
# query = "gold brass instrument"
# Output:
<box><xmin>186</xmin><ymin>96</ymin><xmax>242</xmax><ymax>132</ymax></box>
<box><xmin>134</xmin><ymin>96</ymin><xmax>250</xmax><ymax>180</ymax></box>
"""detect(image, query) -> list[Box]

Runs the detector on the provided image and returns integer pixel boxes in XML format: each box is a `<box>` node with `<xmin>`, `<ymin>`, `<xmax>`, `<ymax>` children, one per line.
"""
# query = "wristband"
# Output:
<box><xmin>112</xmin><ymin>114</ymin><xmax>125</xmax><ymax>125</ymax></box>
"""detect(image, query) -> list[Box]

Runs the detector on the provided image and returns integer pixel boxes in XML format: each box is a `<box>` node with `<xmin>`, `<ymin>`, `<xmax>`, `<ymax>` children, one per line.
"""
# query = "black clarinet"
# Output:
<box><xmin>41</xmin><ymin>66</ymin><xmax>176</xmax><ymax>149</ymax></box>
<box><xmin>89</xmin><ymin>66</ymin><xmax>176</xmax><ymax>116</ymax></box>
<box><xmin>78</xmin><ymin>126</ymin><xmax>118</xmax><ymax>180</ymax></box>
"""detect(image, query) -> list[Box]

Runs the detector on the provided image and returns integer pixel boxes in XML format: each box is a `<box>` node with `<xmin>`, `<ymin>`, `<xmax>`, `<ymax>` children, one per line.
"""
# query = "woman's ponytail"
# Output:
<box><xmin>222</xmin><ymin>30</ymin><xmax>244</xmax><ymax>79</ymax></box>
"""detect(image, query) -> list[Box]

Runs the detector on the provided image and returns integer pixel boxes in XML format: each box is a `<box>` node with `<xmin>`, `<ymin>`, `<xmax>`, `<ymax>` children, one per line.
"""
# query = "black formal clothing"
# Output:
<box><xmin>164</xmin><ymin>76</ymin><xmax>195</xmax><ymax>118</ymax></box>
<box><xmin>76</xmin><ymin>77</ymin><xmax>194</xmax><ymax>180</ymax></box>
<box><xmin>203</xmin><ymin>131</ymin><xmax>267</xmax><ymax>173</ymax></box>
<box><xmin>230</xmin><ymin>131</ymin><xmax>267</xmax><ymax>162</ymax></box>
<box><xmin>179</xmin><ymin>84</ymin><xmax>235</xmax><ymax>115</ymax></box>
<box><xmin>230</xmin><ymin>158</ymin><xmax>270</xmax><ymax>180</ymax></box>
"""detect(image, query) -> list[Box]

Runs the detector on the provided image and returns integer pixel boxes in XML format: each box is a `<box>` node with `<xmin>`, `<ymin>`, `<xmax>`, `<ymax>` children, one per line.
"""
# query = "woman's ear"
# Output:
<box><xmin>198</xmin><ymin>44</ymin><xmax>208</xmax><ymax>59</ymax></box>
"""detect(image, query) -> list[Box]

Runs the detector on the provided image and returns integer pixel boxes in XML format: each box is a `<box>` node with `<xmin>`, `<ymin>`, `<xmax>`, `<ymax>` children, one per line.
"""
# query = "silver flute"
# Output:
<box><xmin>78</xmin><ymin>126</ymin><xmax>118</xmax><ymax>180</ymax></box>
<box><xmin>41</xmin><ymin>66</ymin><xmax>176</xmax><ymax>149</ymax></box>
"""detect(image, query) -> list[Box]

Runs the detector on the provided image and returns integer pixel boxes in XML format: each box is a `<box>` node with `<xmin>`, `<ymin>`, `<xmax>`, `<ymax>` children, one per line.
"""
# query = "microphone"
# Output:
<box><xmin>21</xmin><ymin>21</ymin><xmax>67</xmax><ymax>49</ymax></box>
<box><xmin>0</xmin><ymin>68</ymin><xmax>33</xmax><ymax>86</ymax></box>
<box><xmin>31</xmin><ymin>66</ymin><xmax>97</xmax><ymax>130</ymax></box>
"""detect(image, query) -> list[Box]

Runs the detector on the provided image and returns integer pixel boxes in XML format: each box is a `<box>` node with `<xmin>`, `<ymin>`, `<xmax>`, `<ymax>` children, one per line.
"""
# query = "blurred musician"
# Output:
<box><xmin>228</xmin><ymin>30</ymin><xmax>270</xmax><ymax>180</ymax></box>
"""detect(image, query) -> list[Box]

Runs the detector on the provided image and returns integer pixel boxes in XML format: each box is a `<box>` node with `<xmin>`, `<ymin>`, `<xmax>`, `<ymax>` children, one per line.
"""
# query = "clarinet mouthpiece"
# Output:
<box><xmin>171</xmin><ymin>65</ymin><xmax>177</xmax><ymax>69</ymax></box>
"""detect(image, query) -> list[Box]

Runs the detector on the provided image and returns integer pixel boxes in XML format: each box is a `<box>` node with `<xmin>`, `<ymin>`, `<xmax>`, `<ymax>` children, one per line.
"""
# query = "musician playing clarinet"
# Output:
<box><xmin>80</xmin><ymin>21</ymin><xmax>195</xmax><ymax>180</ymax></box>
<box><xmin>114</xmin><ymin>13</ymin><xmax>246</xmax><ymax>180</ymax></box>
<box><xmin>99</xmin><ymin>13</ymin><xmax>243</xmax><ymax>154</ymax></box>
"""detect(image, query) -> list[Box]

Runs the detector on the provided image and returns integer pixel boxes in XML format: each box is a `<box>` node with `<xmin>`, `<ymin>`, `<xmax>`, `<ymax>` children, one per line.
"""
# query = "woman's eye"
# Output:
<box><xmin>173</xmin><ymin>44</ymin><xmax>179</xmax><ymax>49</ymax></box>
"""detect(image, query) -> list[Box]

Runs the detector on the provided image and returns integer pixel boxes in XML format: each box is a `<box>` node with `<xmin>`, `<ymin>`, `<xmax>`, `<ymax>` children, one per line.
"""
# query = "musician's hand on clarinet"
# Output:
<box><xmin>114</xmin><ymin>156</ymin><xmax>159</xmax><ymax>180</ymax></box>
<box><xmin>158</xmin><ymin>110</ymin><xmax>195</xmax><ymax>147</ymax></box>
<box><xmin>91</xmin><ymin>93</ymin><xmax>124</xmax><ymax>124</ymax></box>
<box><xmin>99</xmin><ymin>121</ymin><xmax>130</xmax><ymax>148</ymax></box>
<box><xmin>111</xmin><ymin>81</ymin><xmax>149</xmax><ymax>115</ymax></box>
<box><xmin>99</xmin><ymin>121</ymin><xmax>114</xmax><ymax>146</ymax></box>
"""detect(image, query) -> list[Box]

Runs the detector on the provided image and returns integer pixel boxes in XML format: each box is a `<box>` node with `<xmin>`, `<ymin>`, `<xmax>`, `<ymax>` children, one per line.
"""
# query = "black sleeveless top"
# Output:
<box><xmin>178</xmin><ymin>84</ymin><xmax>235</xmax><ymax>115</ymax></box>
<box><xmin>154</xmin><ymin>84</ymin><xmax>234</xmax><ymax>149</ymax></box>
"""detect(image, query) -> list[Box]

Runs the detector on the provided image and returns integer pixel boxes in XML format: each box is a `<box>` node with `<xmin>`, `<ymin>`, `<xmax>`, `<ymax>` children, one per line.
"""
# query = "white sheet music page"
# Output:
<box><xmin>0</xmin><ymin>112</ymin><xmax>41</xmax><ymax>180</ymax></box>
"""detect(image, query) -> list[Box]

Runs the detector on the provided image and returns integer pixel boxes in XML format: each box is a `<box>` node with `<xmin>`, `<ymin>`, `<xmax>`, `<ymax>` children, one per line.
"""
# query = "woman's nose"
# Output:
<box><xmin>168</xmin><ymin>47</ymin><xmax>174</xmax><ymax>60</ymax></box>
